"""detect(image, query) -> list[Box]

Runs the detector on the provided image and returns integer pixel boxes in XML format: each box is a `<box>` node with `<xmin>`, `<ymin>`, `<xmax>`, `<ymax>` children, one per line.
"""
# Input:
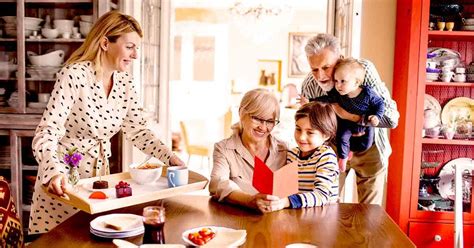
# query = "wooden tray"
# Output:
<box><xmin>42</xmin><ymin>168</ymin><xmax>208</xmax><ymax>214</ymax></box>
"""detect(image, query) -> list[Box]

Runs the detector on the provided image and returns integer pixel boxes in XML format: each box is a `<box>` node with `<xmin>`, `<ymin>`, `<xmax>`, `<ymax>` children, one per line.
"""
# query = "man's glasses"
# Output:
<box><xmin>250</xmin><ymin>116</ymin><xmax>280</xmax><ymax>128</ymax></box>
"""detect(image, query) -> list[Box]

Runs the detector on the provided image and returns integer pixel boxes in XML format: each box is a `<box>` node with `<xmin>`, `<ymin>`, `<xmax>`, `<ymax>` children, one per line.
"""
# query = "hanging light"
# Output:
<box><xmin>228</xmin><ymin>0</ymin><xmax>293</xmax><ymax>44</ymax></box>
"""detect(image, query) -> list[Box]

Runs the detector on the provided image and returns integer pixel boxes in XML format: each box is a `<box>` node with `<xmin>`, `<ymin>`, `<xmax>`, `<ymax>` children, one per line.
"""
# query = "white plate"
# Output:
<box><xmin>182</xmin><ymin>226</ymin><xmax>246</xmax><ymax>247</ymax></box>
<box><xmin>90</xmin><ymin>214</ymin><xmax>143</xmax><ymax>234</ymax></box>
<box><xmin>424</xmin><ymin>94</ymin><xmax>442</xmax><ymax>120</ymax></box>
<box><xmin>441</xmin><ymin>97</ymin><xmax>474</xmax><ymax>125</ymax></box>
<box><xmin>90</xmin><ymin>227</ymin><xmax>143</xmax><ymax>238</ymax></box>
<box><xmin>80</xmin><ymin>181</ymin><xmax>114</xmax><ymax>193</ymax></box>
<box><xmin>438</xmin><ymin>157</ymin><xmax>474</xmax><ymax>199</ymax></box>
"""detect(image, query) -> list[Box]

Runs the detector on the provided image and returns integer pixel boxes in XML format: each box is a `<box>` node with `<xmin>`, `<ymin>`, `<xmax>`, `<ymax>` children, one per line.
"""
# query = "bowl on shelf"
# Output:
<box><xmin>27</xmin><ymin>50</ymin><xmax>64</xmax><ymax>67</ymax></box>
<box><xmin>0</xmin><ymin>16</ymin><xmax>16</xmax><ymax>23</ymax></box>
<box><xmin>26</xmin><ymin>65</ymin><xmax>61</xmax><ymax>80</ymax></box>
<box><xmin>79</xmin><ymin>15</ymin><xmax>93</xmax><ymax>23</ymax></box>
<box><xmin>25</xmin><ymin>17</ymin><xmax>43</xmax><ymax>27</ymax></box>
<box><xmin>53</xmin><ymin>19</ymin><xmax>74</xmax><ymax>35</ymax></box>
<box><xmin>41</xmin><ymin>28</ymin><xmax>59</xmax><ymax>39</ymax></box>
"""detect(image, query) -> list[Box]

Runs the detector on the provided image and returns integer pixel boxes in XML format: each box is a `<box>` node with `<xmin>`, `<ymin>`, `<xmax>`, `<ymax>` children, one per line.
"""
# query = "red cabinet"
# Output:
<box><xmin>388</xmin><ymin>0</ymin><xmax>474</xmax><ymax>246</ymax></box>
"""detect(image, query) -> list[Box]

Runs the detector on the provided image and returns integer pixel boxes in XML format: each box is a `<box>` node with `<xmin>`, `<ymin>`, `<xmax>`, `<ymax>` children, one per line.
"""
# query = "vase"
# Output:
<box><xmin>68</xmin><ymin>167</ymin><xmax>80</xmax><ymax>186</ymax></box>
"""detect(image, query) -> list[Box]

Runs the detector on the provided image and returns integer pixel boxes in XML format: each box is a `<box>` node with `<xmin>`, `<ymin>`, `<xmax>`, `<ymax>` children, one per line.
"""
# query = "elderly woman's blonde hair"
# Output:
<box><xmin>232</xmin><ymin>89</ymin><xmax>279</xmax><ymax>133</ymax></box>
<box><xmin>66</xmin><ymin>11</ymin><xmax>143</xmax><ymax>76</ymax></box>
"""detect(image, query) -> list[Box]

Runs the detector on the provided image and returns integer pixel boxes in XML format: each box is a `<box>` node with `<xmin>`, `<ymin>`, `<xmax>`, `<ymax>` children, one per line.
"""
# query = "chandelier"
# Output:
<box><xmin>229</xmin><ymin>0</ymin><xmax>293</xmax><ymax>44</ymax></box>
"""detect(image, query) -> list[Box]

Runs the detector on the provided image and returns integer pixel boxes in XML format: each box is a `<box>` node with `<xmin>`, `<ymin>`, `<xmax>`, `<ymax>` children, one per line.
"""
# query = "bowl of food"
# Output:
<box><xmin>129</xmin><ymin>162</ymin><xmax>163</xmax><ymax>185</ymax></box>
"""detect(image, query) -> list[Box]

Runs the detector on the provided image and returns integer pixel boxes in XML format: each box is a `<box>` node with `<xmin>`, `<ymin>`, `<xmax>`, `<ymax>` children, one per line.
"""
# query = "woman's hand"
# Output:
<box><xmin>169</xmin><ymin>154</ymin><xmax>185</xmax><ymax>167</ymax></box>
<box><xmin>46</xmin><ymin>174</ymin><xmax>68</xmax><ymax>196</ymax></box>
<box><xmin>254</xmin><ymin>194</ymin><xmax>289</xmax><ymax>213</ymax></box>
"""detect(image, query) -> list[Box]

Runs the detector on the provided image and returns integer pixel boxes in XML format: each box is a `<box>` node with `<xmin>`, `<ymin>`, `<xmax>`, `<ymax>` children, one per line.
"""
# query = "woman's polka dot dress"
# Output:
<box><xmin>29</xmin><ymin>61</ymin><xmax>174</xmax><ymax>234</ymax></box>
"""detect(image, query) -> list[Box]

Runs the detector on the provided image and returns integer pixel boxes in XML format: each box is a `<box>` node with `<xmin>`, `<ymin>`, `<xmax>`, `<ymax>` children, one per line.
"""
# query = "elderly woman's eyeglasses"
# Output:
<box><xmin>250</xmin><ymin>116</ymin><xmax>280</xmax><ymax>128</ymax></box>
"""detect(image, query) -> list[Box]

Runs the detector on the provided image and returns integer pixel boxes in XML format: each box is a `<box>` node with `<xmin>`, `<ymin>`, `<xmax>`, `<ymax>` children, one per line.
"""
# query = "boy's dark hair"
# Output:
<box><xmin>295</xmin><ymin>102</ymin><xmax>337</xmax><ymax>142</ymax></box>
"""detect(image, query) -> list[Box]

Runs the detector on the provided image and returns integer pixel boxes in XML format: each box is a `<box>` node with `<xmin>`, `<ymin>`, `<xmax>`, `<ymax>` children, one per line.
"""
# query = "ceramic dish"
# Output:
<box><xmin>90</xmin><ymin>213</ymin><xmax>143</xmax><ymax>234</ymax></box>
<box><xmin>424</xmin><ymin>94</ymin><xmax>442</xmax><ymax>119</ymax></box>
<box><xmin>182</xmin><ymin>226</ymin><xmax>246</xmax><ymax>247</ymax></box>
<box><xmin>437</xmin><ymin>157</ymin><xmax>474</xmax><ymax>199</ymax></box>
<box><xmin>440</xmin><ymin>97</ymin><xmax>474</xmax><ymax>124</ymax></box>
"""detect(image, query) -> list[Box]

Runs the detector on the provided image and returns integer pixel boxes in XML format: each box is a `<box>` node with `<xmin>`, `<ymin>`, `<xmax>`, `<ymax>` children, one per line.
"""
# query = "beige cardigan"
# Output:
<box><xmin>209</xmin><ymin>132</ymin><xmax>287</xmax><ymax>201</ymax></box>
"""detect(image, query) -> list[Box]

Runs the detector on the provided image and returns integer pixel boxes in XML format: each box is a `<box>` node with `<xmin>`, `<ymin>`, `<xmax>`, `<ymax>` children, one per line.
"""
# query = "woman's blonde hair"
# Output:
<box><xmin>239</xmin><ymin>88</ymin><xmax>280</xmax><ymax>121</ymax></box>
<box><xmin>66</xmin><ymin>11</ymin><xmax>143</xmax><ymax>75</ymax></box>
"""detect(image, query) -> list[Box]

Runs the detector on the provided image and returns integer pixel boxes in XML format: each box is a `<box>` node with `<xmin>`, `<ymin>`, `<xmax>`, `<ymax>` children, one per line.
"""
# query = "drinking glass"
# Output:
<box><xmin>142</xmin><ymin>206</ymin><xmax>165</xmax><ymax>244</ymax></box>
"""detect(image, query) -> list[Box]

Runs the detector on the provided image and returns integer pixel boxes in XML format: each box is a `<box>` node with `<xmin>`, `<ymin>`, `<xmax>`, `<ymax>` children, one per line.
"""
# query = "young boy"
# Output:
<box><xmin>313</xmin><ymin>58</ymin><xmax>385</xmax><ymax>172</ymax></box>
<box><xmin>286</xmin><ymin>102</ymin><xmax>339</xmax><ymax>208</ymax></box>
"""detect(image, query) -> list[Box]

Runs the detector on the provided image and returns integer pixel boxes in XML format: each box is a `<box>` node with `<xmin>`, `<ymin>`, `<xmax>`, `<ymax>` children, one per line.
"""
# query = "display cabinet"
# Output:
<box><xmin>0</xmin><ymin>0</ymin><xmax>120</xmax><ymax>237</ymax></box>
<box><xmin>388</xmin><ymin>0</ymin><xmax>474</xmax><ymax>247</ymax></box>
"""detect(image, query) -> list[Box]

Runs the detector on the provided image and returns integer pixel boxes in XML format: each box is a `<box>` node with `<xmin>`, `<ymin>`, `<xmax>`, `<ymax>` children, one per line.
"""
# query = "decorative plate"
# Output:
<box><xmin>437</xmin><ymin>157</ymin><xmax>474</xmax><ymax>199</ymax></box>
<box><xmin>424</xmin><ymin>94</ymin><xmax>442</xmax><ymax>119</ymax></box>
<box><xmin>441</xmin><ymin>97</ymin><xmax>474</xmax><ymax>125</ymax></box>
<box><xmin>182</xmin><ymin>226</ymin><xmax>246</xmax><ymax>247</ymax></box>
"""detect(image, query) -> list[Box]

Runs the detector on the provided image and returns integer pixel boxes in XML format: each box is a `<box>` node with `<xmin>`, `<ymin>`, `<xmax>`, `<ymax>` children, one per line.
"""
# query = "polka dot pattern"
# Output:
<box><xmin>29</xmin><ymin>61</ymin><xmax>174</xmax><ymax>234</ymax></box>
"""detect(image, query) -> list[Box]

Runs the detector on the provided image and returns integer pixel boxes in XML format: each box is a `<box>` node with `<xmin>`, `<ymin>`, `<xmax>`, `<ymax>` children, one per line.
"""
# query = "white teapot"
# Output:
<box><xmin>423</xmin><ymin>109</ymin><xmax>439</xmax><ymax>129</ymax></box>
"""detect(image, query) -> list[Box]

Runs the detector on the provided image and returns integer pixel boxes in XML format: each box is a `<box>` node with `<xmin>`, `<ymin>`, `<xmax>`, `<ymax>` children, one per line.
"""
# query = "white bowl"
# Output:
<box><xmin>463</xmin><ymin>18</ymin><xmax>474</xmax><ymax>25</ymax></box>
<box><xmin>41</xmin><ymin>28</ymin><xmax>59</xmax><ymax>39</ymax></box>
<box><xmin>80</xmin><ymin>15</ymin><xmax>93</xmax><ymax>23</ymax></box>
<box><xmin>80</xmin><ymin>25</ymin><xmax>92</xmax><ymax>37</ymax></box>
<box><xmin>0</xmin><ymin>16</ymin><xmax>16</xmax><ymax>23</ymax></box>
<box><xmin>53</xmin><ymin>19</ymin><xmax>74</xmax><ymax>34</ymax></box>
<box><xmin>27</xmin><ymin>50</ymin><xmax>65</xmax><ymax>67</ymax></box>
<box><xmin>129</xmin><ymin>162</ymin><xmax>163</xmax><ymax>185</ymax></box>
<box><xmin>25</xmin><ymin>17</ymin><xmax>43</xmax><ymax>27</ymax></box>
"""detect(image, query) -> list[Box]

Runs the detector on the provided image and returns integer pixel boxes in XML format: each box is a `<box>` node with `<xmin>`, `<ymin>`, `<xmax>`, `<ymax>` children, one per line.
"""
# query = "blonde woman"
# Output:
<box><xmin>209</xmin><ymin>89</ymin><xmax>287</xmax><ymax>213</ymax></box>
<box><xmin>29</xmin><ymin>11</ymin><xmax>183</xmax><ymax>234</ymax></box>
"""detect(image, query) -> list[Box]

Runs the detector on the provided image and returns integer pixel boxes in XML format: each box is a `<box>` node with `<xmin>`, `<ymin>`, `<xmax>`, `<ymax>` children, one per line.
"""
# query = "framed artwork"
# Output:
<box><xmin>288</xmin><ymin>32</ymin><xmax>316</xmax><ymax>77</ymax></box>
<box><xmin>257</xmin><ymin>59</ymin><xmax>282</xmax><ymax>92</ymax></box>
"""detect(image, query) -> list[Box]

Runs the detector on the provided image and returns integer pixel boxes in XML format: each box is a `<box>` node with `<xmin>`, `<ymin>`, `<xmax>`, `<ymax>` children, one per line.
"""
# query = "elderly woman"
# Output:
<box><xmin>209</xmin><ymin>89</ymin><xmax>287</xmax><ymax>213</ymax></box>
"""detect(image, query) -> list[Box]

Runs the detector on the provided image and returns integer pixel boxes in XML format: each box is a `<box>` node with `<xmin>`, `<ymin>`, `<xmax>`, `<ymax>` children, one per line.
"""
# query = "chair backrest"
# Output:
<box><xmin>223</xmin><ymin>107</ymin><xmax>233</xmax><ymax>139</ymax></box>
<box><xmin>0</xmin><ymin>176</ymin><xmax>23</xmax><ymax>247</ymax></box>
<box><xmin>180</xmin><ymin>121</ymin><xmax>191</xmax><ymax>150</ymax></box>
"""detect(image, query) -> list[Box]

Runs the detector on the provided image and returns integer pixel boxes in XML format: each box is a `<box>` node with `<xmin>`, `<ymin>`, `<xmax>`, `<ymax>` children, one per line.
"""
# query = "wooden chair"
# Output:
<box><xmin>180</xmin><ymin>121</ymin><xmax>212</xmax><ymax>168</ymax></box>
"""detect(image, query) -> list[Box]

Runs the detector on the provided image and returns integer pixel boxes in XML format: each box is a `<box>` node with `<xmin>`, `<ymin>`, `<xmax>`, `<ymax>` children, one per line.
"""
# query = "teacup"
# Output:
<box><xmin>167</xmin><ymin>166</ymin><xmax>188</xmax><ymax>187</ymax></box>
<box><xmin>437</xmin><ymin>21</ymin><xmax>445</xmax><ymax>31</ymax></box>
<box><xmin>455</xmin><ymin>67</ymin><xmax>466</xmax><ymax>74</ymax></box>
<box><xmin>38</xmin><ymin>93</ymin><xmax>51</xmax><ymax>103</ymax></box>
<box><xmin>129</xmin><ymin>162</ymin><xmax>163</xmax><ymax>185</ymax></box>
<box><xmin>426</xmin><ymin>61</ymin><xmax>437</xmax><ymax>69</ymax></box>
<box><xmin>453</xmin><ymin>73</ymin><xmax>466</xmax><ymax>82</ymax></box>
<box><xmin>440</xmin><ymin>72</ymin><xmax>454</xmax><ymax>82</ymax></box>
<box><xmin>426</xmin><ymin>72</ymin><xmax>439</xmax><ymax>81</ymax></box>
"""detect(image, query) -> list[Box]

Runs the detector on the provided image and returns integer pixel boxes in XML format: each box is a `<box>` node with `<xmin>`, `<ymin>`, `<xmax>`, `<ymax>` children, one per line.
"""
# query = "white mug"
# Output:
<box><xmin>38</xmin><ymin>93</ymin><xmax>51</xmax><ymax>103</ymax></box>
<box><xmin>62</xmin><ymin>32</ymin><xmax>71</xmax><ymax>39</ymax></box>
<box><xmin>440</xmin><ymin>72</ymin><xmax>454</xmax><ymax>82</ymax></box>
<box><xmin>453</xmin><ymin>73</ymin><xmax>466</xmax><ymax>82</ymax></box>
<box><xmin>455</xmin><ymin>67</ymin><xmax>466</xmax><ymax>74</ymax></box>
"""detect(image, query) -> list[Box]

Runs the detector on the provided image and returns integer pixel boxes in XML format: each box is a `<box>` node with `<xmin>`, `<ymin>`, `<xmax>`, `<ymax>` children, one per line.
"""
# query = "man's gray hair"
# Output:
<box><xmin>304</xmin><ymin>33</ymin><xmax>341</xmax><ymax>57</ymax></box>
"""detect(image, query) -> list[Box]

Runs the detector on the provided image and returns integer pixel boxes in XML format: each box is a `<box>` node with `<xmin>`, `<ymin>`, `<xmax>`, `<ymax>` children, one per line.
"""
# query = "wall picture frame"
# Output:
<box><xmin>257</xmin><ymin>59</ymin><xmax>282</xmax><ymax>92</ymax></box>
<box><xmin>288</xmin><ymin>32</ymin><xmax>317</xmax><ymax>77</ymax></box>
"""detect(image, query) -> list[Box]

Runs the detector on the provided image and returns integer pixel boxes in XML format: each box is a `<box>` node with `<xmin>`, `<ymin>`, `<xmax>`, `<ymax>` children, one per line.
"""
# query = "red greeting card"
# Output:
<box><xmin>252</xmin><ymin>157</ymin><xmax>298</xmax><ymax>198</ymax></box>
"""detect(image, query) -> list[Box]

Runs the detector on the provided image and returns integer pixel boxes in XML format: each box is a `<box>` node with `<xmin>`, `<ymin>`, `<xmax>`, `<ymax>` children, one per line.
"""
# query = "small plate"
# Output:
<box><xmin>424</xmin><ymin>94</ymin><xmax>442</xmax><ymax>120</ymax></box>
<box><xmin>182</xmin><ymin>226</ymin><xmax>246</xmax><ymax>247</ymax></box>
<box><xmin>90</xmin><ymin>213</ymin><xmax>143</xmax><ymax>234</ymax></box>
<box><xmin>80</xmin><ymin>182</ymin><xmax>114</xmax><ymax>193</ymax></box>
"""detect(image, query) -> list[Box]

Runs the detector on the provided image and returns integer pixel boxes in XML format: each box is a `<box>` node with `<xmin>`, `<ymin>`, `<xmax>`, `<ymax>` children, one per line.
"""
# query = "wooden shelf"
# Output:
<box><xmin>26</xmin><ymin>78</ymin><xmax>56</xmax><ymax>82</ymax></box>
<box><xmin>26</xmin><ymin>0</ymin><xmax>92</xmax><ymax>3</ymax></box>
<box><xmin>0</xmin><ymin>38</ymin><xmax>17</xmax><ymax>42</ymax></box>
<box><xmin>22</xmin><ymin>165</ymin><xmax>38</xmax><ymax>170</ymax></box>
<box><xmin>421</xmin><ymin>138</ymin><xmax>474</xmax><ymax>145</ymax></box>
<box><xmin>425</xmin><ymin>82</ymin><xmax>474</xmax><ymax>87</ymax></box>
<box><xmin>26</xmin><ymin>38</ymin><xmax>85</xmax><ymax>43</ymax></box>
<box><xmin>428</xmin><ymin>30</ymin><xmax>474</xmax><ymax>40</ymax></box>
<box><xmin>0</xmin><ymin>107</ymin><xmax>19</xmax><ymax>113</ymax></box>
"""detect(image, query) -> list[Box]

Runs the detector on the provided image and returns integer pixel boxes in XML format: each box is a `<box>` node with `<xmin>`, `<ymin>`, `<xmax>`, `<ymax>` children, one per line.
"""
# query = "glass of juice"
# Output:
<box><xmin>142</xmin><ymin>206</ymin><xmax>165</xmax><ymax>244</ymax></box>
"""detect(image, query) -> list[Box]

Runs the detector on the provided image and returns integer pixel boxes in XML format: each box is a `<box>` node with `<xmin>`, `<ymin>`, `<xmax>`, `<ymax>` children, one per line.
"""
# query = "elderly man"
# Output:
<box><xmin>299</xmin><ymin>33</ymin><xmax>399</xmax><ymax>205</ymax></box>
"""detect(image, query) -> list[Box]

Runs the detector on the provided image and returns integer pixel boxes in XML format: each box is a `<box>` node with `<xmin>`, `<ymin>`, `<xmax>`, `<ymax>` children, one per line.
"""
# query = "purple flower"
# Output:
<box><xmin>69</xmin><ymin>153</ymin><xmax>82</xmax><ymax>167</ymax></box>
<box><xmin>63</xmin><ymin>147</ymin><xmax>83</xmax><ymax>168</ymax></box>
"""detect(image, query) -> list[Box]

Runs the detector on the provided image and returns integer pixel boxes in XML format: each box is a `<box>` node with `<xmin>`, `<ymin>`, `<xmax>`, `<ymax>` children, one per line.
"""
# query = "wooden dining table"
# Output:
<box><xmin>28</xmin><ymin>194</ymin><xmax>414</xmax><ymax>247</ymax></box>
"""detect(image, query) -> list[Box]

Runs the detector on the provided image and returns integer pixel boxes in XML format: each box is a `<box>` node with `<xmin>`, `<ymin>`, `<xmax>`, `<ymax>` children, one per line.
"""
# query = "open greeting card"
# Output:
<box><xmin>252</xmin><ymin>157</ymin><xmax>298</xmax><ymax>198</ymax></box>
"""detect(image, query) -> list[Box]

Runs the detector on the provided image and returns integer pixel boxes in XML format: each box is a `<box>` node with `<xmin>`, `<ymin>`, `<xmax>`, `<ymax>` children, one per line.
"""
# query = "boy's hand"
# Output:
<box><xmin>368</xmin><ymin>115</ymin><xmax>380</xmax><ymax>126</ymax></box>
<box><xmin>297</xmin><ymin>94</ymin><xmax>309</xmax><ymax>105</ymax></box>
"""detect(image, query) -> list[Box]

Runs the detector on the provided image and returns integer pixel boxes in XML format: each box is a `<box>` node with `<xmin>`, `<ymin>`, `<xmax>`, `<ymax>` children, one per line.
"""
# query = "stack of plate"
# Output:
<box><xmin>90</xmin><ymin>214</ymin><xmax>144</xmax><ymax>238</ymax></box>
